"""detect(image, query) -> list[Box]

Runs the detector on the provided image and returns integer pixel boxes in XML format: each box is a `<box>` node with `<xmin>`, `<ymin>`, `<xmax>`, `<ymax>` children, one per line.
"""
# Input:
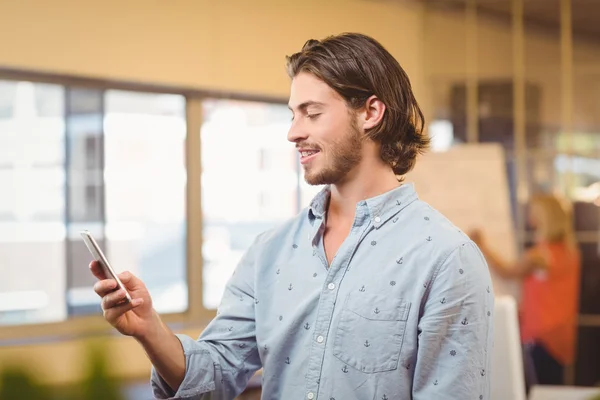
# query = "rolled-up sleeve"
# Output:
<box><xmin>151</xmin><ymin>240</ymin><xmax>262</xmax><ymax>399</ymax></box>
<box><xmin>412</xmin><ymin>241</ymin><xmax>495</xmax><ymax>400</ymax></box>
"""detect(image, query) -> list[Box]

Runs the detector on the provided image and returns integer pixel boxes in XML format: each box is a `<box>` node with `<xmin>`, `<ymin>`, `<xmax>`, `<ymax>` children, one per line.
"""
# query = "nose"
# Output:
<box><xmin>287</xmin><ymin>119</ymin><xmax>308</xmax><ymax>144</ymax></box>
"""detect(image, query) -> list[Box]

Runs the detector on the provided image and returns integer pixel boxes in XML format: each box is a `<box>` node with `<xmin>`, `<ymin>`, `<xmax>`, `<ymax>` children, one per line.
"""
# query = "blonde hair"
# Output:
<box><xmin>530</xmin><ymin>193</ymin><xmax>576</xmax><ymax>247</ymax></box>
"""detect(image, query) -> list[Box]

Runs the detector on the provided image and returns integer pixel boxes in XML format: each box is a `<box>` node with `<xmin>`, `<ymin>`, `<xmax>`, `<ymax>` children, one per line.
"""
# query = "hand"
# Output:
<box><xmin>90</xmin><ymin>261</ymin><xmax>156</xmax><ymax>339</ymax></box>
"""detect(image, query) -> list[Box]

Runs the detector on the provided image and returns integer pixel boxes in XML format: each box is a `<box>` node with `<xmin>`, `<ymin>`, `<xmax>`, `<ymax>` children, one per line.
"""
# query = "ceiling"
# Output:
<box><xmin>418</xmin><ymin>0</ymin><xmax>600</xmax><ymax>41</ymax></box>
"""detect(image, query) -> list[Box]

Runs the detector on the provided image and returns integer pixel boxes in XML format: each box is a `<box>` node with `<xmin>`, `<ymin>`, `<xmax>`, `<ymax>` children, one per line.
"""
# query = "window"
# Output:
<box><xmin>200</xmin><ymin>99</ymin><xmax>298</xmax><ymax>309</ymax></box>
<box><xmin>103</xmin><ymin>90</ymin><xmax>187</xmax><ymax>314</ymax></box>
<box><xmin>0</xmin><ymin>81</ymin><xmax>188</xmax><ymax>325</ymax></box>
<box><xmin>0</xmin><ymin>81</ymin><xmax>66</xmax><ymax>325</ymax></box>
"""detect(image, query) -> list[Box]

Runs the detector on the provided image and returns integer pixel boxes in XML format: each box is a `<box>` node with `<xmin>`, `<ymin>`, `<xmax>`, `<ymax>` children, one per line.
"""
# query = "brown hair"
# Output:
<box><xmin>286</xmin><ymin>32</ymin><xmax>429</xmax><ymax>176</ymax></box>
<box><xmin>530</xmin><ymin>193</ymin><xmax>576</xmax><ymax>248</ymax></box>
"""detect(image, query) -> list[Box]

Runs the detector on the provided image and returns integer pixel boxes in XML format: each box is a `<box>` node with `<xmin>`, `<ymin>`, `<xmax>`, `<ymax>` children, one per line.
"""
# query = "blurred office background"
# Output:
<box><xmin>0</xmin><ymin>0</ymin><xmax>599</xmax><ymax>399</ymax></box>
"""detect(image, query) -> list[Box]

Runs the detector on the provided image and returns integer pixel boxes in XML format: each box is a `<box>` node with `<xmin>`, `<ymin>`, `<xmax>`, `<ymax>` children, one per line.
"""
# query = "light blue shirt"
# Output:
<box><xmin>152</xmin><ymin>183</ymin><xmax>494</xmax><ymax>400</ymax></box>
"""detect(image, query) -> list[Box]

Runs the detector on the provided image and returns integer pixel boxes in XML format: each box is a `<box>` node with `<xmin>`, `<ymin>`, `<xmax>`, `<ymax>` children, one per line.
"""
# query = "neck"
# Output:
<box><xmin>328</xmin><ymin>161</ymin><xmax>400</xmax><ymax>221</ymax></box>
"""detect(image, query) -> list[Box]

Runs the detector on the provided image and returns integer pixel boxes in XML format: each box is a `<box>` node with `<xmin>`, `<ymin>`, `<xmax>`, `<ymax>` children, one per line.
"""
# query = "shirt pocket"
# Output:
<box><xmin>333</xmin><ymin>292</ymin><xmax>411</xmax><ymax>373</ymax></box>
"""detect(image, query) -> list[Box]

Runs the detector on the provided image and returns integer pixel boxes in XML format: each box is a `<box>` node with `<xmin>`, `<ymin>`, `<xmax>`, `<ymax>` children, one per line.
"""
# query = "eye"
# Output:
<box><xmin>306</xmin><ymin>113</ymin><xmax>321</xmax><ymax>120</ymax></box>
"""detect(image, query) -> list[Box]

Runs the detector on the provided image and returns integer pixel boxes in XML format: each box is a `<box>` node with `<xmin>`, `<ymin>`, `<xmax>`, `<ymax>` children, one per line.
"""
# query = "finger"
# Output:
<box><xmin>104</xmin><ymin>298</ymin><xmax>144</xmax><ymax>323</ymax></box>
<box><xmin>89</xmin><ymin>261</ymin><xmax>108</xmax><ymax>280</ymax></box>
<box><xmin>94</xmin><ymin>279</ymin><xmax>118</xmax><ymax>298</ymax></box>
<box><xmin>102</xmin><ymin>289</ymin><xmax>131</xmax><ymax>310</ymax></box>
<box><xmin>116</xmin><ymin>271</ymin><xmax>146</xmax><ymax>292</ymax></box>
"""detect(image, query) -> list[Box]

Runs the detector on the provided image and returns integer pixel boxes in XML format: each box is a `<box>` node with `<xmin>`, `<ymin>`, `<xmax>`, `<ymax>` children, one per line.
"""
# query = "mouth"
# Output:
<box><xmin>298</xmin><ymin>149</ymin><xmax>320</xmax><ymax>165</ymax></box>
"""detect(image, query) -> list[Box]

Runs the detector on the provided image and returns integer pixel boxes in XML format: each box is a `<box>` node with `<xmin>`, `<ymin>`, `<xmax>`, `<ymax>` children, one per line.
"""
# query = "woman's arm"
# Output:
<box><xmin>470</xmin><ymin>230</ymin><xmax>547</xmax><ymax>279</ymax></box>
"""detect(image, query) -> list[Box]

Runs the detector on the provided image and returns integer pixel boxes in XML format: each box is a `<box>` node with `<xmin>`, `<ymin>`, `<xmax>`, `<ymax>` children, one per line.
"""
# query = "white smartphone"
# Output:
<box><xmin>80</xmin><ymin>230</ymin><xmax>132</xmax><ymax>303</ymax></box>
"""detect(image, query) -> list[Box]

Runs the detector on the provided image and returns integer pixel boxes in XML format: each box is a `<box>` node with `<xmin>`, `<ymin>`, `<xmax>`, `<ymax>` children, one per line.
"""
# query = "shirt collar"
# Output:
<box><xmin>308</xmin><ymin>183</ymin><xmax>418</xmax><ymax>228</ymax></box>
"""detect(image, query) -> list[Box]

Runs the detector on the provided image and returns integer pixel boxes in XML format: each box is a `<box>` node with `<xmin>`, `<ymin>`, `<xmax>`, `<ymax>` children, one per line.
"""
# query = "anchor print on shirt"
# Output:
<box><xmin>359</xmin><ymin>285</ymin><xmax>366</xmax><ymax>292</ymax></box>
<box><xmin>304</xmin><ymin>322</ymin><xmax>310</xmax><ymax>330</ymax></box>
<box><xmin>284</xmin><ymin>357</ymin><xmax>290</xmax><ymax>365</ymax></box>
<box><xmin>288</xmin><ymin>283</ymin><xmax>293</xmax><ymax>291</ymax></box>
<box><xmin>342</xmin><ymin>365</ymin><xmax>349</xmax><ymax>373</ymax></box>
<box><xmin>364</xmin><ymin>340</ymin><xmax>371</xmax><ymax>347</ymax></box>
<box><xmin>396</xmin><ymin>257</ymin><xmax>403</xmax><ymax>264</ymax></box>
<box><xmin>461</xmin><ymin>318</ymin><xmax>469</xmax><ymax>326</ymax></box>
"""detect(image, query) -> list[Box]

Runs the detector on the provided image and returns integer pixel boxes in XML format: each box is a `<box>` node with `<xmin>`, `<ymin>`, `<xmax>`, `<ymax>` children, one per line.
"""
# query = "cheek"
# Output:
<box><xmin>315</xmin><ymin>116</ymin><xmax>350</xmax><ymax>146</ymax></box>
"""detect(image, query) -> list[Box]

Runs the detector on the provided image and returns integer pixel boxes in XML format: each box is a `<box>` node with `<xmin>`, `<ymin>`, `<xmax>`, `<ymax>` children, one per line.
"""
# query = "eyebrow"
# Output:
<box><xmin>287</xmin><ymin>100</ymin><xmax>326</xmax><ymax>113</ymax></box>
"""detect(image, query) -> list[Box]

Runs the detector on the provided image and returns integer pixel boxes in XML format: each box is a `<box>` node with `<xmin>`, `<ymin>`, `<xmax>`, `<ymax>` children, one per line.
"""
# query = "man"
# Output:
<box><xmin>92</xmin><ymin>33</ymin><xmax>494</xmax><ymax>399</ymax></box>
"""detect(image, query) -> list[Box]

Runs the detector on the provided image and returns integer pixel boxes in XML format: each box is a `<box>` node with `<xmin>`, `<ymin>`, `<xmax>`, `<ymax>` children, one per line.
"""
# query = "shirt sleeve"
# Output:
<box><xmin>151</xmin><ymin>239</ymin><xmax>262</xmax><ymax>399</ymax></box>
<box><xmin>412</xmin><ymin>241</ymin><xmax>494</xmax><ymax>400</ymax></box>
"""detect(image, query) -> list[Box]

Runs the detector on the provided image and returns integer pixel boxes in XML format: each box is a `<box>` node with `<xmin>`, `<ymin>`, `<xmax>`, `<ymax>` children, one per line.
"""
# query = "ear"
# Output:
<box><xmin>360</xmin><ymin>95</ymin><xmax>386</xmax><ymax>131</ymax></box>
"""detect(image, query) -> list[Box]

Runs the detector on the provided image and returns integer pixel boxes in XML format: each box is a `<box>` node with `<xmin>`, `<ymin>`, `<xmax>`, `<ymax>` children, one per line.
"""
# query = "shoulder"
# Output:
<box><xmin>404</xmin><ymin>199</ymin><xmax>490</xmax><ymax>282</ymax></box>
<box><xmin>405</xmin><ymin>199</ymin><xmax>477</xmax><ymax>258</ymax></box>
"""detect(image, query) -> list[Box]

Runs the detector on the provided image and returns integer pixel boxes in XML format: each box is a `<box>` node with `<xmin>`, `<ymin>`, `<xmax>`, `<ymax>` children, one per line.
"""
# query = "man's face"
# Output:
<box><xmin>287</xmin><ymin>72</ymin><xmax>363</xmax><ymax>186</ymax></box>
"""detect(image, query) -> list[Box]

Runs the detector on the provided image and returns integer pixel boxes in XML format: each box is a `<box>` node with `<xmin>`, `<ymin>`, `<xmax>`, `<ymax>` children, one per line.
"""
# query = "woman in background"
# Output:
<box><xmin>471</xmin><ymin>193</ymin><xmax>581</xmax><ymax>386</ymax></box>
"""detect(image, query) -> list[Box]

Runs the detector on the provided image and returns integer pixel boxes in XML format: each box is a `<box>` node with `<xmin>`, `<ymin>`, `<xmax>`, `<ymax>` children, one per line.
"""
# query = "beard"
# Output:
<box><xmin>303</xmin><ymin>118</ymin><xmax>363</xmax><ymax>186</ymax></box>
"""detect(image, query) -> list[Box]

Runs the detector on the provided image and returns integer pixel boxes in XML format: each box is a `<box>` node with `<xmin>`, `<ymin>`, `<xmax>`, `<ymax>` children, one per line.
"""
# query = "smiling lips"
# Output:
<box><xmin>298</xmin><ymin>148</ymin><xmax>320</xmax><ymax>164</ymax></box>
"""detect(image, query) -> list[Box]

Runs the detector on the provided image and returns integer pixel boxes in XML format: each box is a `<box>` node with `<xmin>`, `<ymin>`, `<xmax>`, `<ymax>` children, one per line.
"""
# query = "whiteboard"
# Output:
<box><xmin>405</xmin><ymin>143</ymin><xmax>520</xmax><ymax>299</ymax></box>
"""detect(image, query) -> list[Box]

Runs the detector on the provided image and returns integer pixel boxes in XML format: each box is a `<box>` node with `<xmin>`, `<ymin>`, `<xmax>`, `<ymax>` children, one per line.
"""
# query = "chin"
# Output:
<box><xmin>304</xmin><ymin>175</ymin><xmax>324</xmax><ymax>186</ymax></box>
<box><xmin>304</xmin><ymin>170</ymin><xmax>342</xmax><ymax>186</ymax></box>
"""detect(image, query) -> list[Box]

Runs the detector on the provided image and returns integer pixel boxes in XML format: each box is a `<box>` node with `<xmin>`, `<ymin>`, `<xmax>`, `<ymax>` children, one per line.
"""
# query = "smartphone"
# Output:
<box><xmin>80</xmin><ymin>230</ymin><xmax>132</xmax><ymax>303</ymax></box>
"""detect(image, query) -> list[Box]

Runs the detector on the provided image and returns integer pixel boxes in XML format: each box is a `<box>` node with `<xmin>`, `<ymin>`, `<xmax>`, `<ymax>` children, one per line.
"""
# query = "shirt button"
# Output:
<box><xmin>327</xmin><ymin>283</ymin><xmax>335</xmax><ymax>290</ymax></box>
<box><xmin>374</xmin><ymin>216</ymin><xmax>381</xmax><ymax>223</ymax></box>
<box><xmin>317</xmin><ymin>335</ymin><xmax>324</xmax><ymax>343</ymax></box>
<box><xmin>307</xmin><ymin>392</ymin><xmax>315</xmax><ymax>400</ymax></box>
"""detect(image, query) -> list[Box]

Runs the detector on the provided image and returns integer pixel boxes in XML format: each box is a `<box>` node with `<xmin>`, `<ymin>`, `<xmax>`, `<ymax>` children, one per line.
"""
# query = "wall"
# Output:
<box><xmin>0</xmin><ymin>0</ymin><xmax>426</xmax><ymax>100</ymax></box>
